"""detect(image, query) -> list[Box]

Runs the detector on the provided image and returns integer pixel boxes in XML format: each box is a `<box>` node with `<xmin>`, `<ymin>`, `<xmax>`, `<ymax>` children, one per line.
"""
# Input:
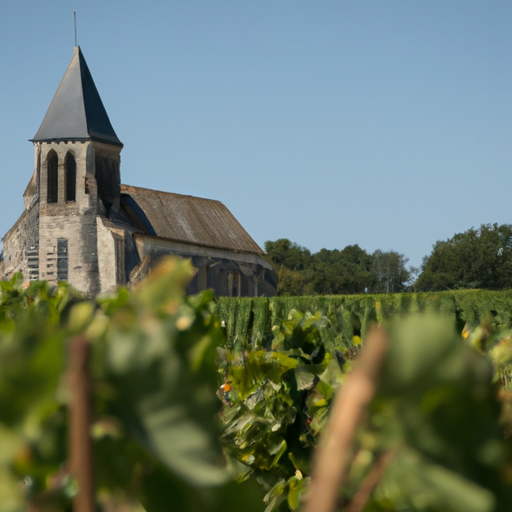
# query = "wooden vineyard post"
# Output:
<box><xmin>68</xmin><ymin>336</ymin><xmax>95</xmax><ymax>512</ymax></box>
<box><xmin>301</xmin><ymin>326</ymin><xmax>389</xmax><ymax>512</ymax></box>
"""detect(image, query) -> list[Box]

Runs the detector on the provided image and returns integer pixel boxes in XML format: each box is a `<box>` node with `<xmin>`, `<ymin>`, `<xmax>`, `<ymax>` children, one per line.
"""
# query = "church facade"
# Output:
<box><xmin>1</xmin><ymin>47</ymin><xmax>277</xmax><ymax>297</ymax></box>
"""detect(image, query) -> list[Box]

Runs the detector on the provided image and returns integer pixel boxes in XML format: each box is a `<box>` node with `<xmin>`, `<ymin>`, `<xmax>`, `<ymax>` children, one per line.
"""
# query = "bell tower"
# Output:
<box><xmin>29</xmin><ymin>46</ymin><xmax>123</xmax><ymax>295</ymax></box>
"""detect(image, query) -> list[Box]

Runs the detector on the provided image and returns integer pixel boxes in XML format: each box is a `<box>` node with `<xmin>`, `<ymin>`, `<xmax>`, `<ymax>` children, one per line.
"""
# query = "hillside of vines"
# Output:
<box><xmin>216</xmin><ymin>289</ymin><xmax>512</xmax><ymax>351</ymax></box>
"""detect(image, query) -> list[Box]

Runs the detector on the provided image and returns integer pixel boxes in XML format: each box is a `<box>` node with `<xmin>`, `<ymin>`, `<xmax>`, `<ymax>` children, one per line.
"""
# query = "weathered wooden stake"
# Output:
<box><xmin>301</xmin><ymin>326</ymin><xmax>389</xmax><ymax>512</ymax></box>
<box><xmin>68</xmin><ymin>336</ymin><xmax>95</xmax><ymax>512</ymax></box>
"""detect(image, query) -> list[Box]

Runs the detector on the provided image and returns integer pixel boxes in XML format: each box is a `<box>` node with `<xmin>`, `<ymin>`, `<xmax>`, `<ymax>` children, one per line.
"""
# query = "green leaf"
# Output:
<box><xmin>293</xmin><ymin>366</ymin><xmax>316</xmax><ymax>391</ymax></box>
<box><xmin>287</xmin><ymin>474</ymin><xmax>309</xmax><ymax>510</ymax></box>
<box><xmin>101</xmin><ymin>263</ymin><xmax>229</xmax><ymax>488</ymax></box>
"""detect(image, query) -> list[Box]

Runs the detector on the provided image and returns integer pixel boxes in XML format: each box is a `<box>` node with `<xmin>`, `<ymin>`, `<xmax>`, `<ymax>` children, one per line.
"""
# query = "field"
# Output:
<box><xmin>1</xmin><ymin>262</ymin><xmax>512</xmax><ymax>512</ymax></box>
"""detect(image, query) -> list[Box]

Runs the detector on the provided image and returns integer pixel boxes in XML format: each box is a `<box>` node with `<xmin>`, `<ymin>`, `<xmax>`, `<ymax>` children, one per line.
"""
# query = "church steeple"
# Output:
<box><xmin>32</xmin><ymin>46</ymin><xmax>122</xmax><ymax>147</ymax></box>
<box><xmin>25</xmin><ymin>46</ymin><xmax>123</xmax><ymax>296</ymax></box>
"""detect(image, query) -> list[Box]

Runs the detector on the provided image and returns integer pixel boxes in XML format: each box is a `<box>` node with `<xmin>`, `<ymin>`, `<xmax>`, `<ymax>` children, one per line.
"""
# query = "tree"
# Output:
<box><xmin>308</xmin><ymin>245</ymin><xmax>373</xmax><ymax>295</ymax></box>
<box><xmin>274</xmin><ymin>266</ymin><xmax>314</xmax><ymax>296</ymax></box>
<box><xmin>415</xmin><ymin>223</ymin><xmax>512</xmax><ymax>291</ymax></box>
<box><xmin>371</xmin><ymin>250</ymin><xmax>411</xmax><ymax>293</ymax></box>
<box><xmin>264</xmin><ymin>239</ymin><xmax>312</xmax><ymax>271</ymax></box>
<box><xmin>264</xmin><ymin>239</ymin><xmax>413</xmax><ymax>296</ymax></box>
<box><xmin>264</xmin><ymin>239</ymin><xmax>313</xmax><ymax>295</ymax></box>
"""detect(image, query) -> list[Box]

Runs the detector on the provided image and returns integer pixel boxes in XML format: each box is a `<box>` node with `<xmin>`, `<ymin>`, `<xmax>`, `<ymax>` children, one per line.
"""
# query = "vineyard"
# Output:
<box><xmin>216</xmin><ymin>290</ymin><xmax>512</xmax><ymax>350</ymax></box>
<box><xmin>1</xmin><ymin>261</ymin><xmax>512</xmax><ymax>512</ymax></box>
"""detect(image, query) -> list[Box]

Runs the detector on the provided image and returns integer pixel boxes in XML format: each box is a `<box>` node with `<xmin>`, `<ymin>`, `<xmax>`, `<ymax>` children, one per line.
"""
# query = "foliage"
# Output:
<box><xmin>364</xmin><ymin>315</ymin><xmax>512</xmax><ymax>512</ymax></box>
<box><xmin>0</xmin><ymin>276</ymin><xmax>76</xmax><ymax>511</ymax></box>
<box><xmin>371</xmin><ymin>249</ymin><xmax>412</xmax><ymax>293</ymax></box>
<box><xmin>217</xmin><ymin>308</ymin><xmax>358</xmax><ymax>511</ymax></box>
<box><xmin>274</xmin><ymin>267</ymin><xmax>313</xmax><ymax>297</ymax></box>
<box><xmin>307</xmin><ymin>245</ymin><xmax>374</xmax><ymax>295</ymax></box>
<box><xmin>216</xmin><ymin>289</ymin><xmax>512</xmax><ymax>351</ymax></box>
<box><xmin>266</xmin><ymin>224</ymin><xmax>512</xmax><ymax>295</ymax></box>
<box><xmin>218</xmin><ymin>306</ymin><xmax>512</xmax><ymax>512</ymax></box>
<box><xmin>264</xmin><ymin>239</ymin><xmax>312</xmax><ymax>272</ymax></box>
<box><xmin>5</xmin><ymin>264</ymin><xmax>512</xmax><ymax>511</ymax></box>
<box><xmin>265</xmin><ymin>239</ymin><xmax>414</xmax><ymax>296</ymax></box>
<box><xmin>264</xmin><ymin>239</ymin><xmax>314</xmax><ymax>296</ymax></box>
<box><xmin>415</xmin><ymin>223</ymin><xmax>512</xmax><ymax>291</ymax></box>
<box><xmin>0</xmin><ymin>261</ymin><xmax>264</xmax><ymax>512</ymax></box>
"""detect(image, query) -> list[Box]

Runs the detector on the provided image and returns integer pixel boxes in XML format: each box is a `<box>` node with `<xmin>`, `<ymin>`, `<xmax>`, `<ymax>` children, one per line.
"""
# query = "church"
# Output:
<box><xmin>0</xmin><ymin>47</ymin><xmax>277</xmax><ymax>297</ymax></box>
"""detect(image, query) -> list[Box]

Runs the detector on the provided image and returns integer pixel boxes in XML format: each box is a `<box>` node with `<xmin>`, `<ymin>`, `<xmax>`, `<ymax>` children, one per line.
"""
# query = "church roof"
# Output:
<box><xmin>120</xmin><ymin>185</ymin><xmax>265</xmax><ymax>255</ymax></box>
<box><xmin>32</xmin><ymin>47</ymin><xmax>122</xmax><ymax>146</ymax></box>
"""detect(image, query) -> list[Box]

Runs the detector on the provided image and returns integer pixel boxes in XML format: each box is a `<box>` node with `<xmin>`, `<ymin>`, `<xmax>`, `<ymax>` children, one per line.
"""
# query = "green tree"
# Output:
<box><xmin>415</xmin><ymin>223</ymin><xmax>512</xmax><ymax>291</ymax></box>
<box><xmin>264</xmin><ymin>239</ymin><xmax>313</xmax><ymax>295</ymax></box>
<box><xmin>265</xmin><ymin>240</ymin><xmax>414</xmax><ymax>296</ymax></box>
<box><xmin>308</xmin><ymin>245</ymin><xmax>373</xmax><ymax>295</ymax></box>
<box><xmin>371</xmin><ymin>249</ymin><xmax>411</xmax><ymax>293</ymax></box>
<box><xmin>264</xmin><ymin>239</ymin><xmax>312</xmax><ymax>271</ymax></box>
<box><xmin>274</xmin><ymin>267</ymin><xmax>314</xmax><ymax>296</ymax></box>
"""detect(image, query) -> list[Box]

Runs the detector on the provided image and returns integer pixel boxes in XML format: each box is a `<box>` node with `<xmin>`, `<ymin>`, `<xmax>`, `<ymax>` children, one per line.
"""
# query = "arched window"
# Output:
<box><xmin>65</xmin><ymin>152</ymin><xmax>76</xmax><ymax>202</ymax></box>
<box><xmin>47</xmin><ymin>151</ymin><xmax>58</xmax><ymax>203</ymax></box>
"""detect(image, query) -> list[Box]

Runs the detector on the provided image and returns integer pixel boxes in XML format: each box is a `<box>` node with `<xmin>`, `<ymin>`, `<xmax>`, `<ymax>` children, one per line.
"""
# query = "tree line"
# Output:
<box><xmin>265</xmin><ymin>223</ymin><xmax>512</xmax><ymax>295</ymax></box>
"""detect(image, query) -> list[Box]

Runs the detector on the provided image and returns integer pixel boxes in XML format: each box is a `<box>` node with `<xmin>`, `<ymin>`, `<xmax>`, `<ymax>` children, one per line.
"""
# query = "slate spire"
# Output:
<box><xmin>32</xmin><ymin>47</ymin><xmax>122</xmax><ymax>146</ymax></box>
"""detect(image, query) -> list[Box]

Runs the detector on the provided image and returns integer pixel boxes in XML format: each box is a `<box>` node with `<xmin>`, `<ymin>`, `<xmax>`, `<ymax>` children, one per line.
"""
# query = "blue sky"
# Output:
<box><xmin>1</xmin><ymin>1</ymin><xmax>512</xmax><ymax>269</ymax></box>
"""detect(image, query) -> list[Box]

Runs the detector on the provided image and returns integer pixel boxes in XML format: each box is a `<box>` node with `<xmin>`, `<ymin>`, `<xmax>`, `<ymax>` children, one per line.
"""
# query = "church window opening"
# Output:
<box><xmin>228</xmin><ymin>271</ymin><xmax>241</xmax><ymax>297</ymax></box>
<box><xmin>27</xmin><ymin>243</ymin><xmax>39</xmax><ymax>281</ymax></box>
<box><xmin>65</xmin><ymin>152</ymin><xmax>76</xmax><ymax>202</ymax></box>
<box><xmin>95</xmin><ymin>157</ymin><xmax>117</xmax><ymax>211</ymax></box>
<box><xmin>47</xmin><ymin>151</ymin><xmax>58</xmax><ymax>203</ymax></box>
<box><xmin>114</xmin><ymin>237</ymin><xmax>125</xmax><ymax>285</ymax></box>
<box><xmin>57</xmin><ymin>239</ymin><xmax>68</xmax><ymax>281</ymax></box>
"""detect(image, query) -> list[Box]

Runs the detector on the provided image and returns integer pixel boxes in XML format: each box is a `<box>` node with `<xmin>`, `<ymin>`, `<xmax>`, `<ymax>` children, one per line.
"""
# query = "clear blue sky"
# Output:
<box><xmin>1</xmin><ymin>1</ymin><xmax>512</xmax><ymax>269</ymax></box>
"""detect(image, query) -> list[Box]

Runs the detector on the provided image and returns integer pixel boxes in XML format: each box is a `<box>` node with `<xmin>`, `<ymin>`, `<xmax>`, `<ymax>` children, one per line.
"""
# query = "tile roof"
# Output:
<box><xmin>120</xmin><ymin>185</ymin><xmax>264</xmax><ymax>254</ymax></box>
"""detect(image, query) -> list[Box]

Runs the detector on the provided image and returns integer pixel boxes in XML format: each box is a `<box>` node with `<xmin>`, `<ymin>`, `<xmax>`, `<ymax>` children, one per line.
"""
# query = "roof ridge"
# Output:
<box><xmin>120</xmin><ymin>183</ymin><xmax>223</xmax><ymax>204</ymax></box>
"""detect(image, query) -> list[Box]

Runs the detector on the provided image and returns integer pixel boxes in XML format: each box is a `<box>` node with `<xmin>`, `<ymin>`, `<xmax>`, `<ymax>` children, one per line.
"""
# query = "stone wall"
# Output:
<box><xmin>2</xmin><ymin>204</ymin><xmax>39</xmax><ymax>281</ymax></box>
<box><xmin>38</xmin><ymin>209</ymin><xmax>100</xmax><ymax>295</ymax></box>
<box><xmin>96</xmin><ymin>219</ymin><xmax>130</xmax><ymax>294</ymax></box>
<box><xmin>131</xmin><ymin>234</ymin><xmax>277</xmax><ymax>297</ymax></box>
<box><xmin>35</xmin><ymin>139</ymin><xmax>123</xmax><ymax>296</ymax></box>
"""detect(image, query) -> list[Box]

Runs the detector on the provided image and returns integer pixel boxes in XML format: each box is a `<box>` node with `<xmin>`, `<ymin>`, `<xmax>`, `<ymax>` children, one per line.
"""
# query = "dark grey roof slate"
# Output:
<box><xmin>120</xmin><ymin>185</ymin><xmax>265</xmax><ymax>254</ymax></box>
<box><xmin>32</xmin><ymin>47</ymin><xmax>122</xmax><ymax>146</ymax></box>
